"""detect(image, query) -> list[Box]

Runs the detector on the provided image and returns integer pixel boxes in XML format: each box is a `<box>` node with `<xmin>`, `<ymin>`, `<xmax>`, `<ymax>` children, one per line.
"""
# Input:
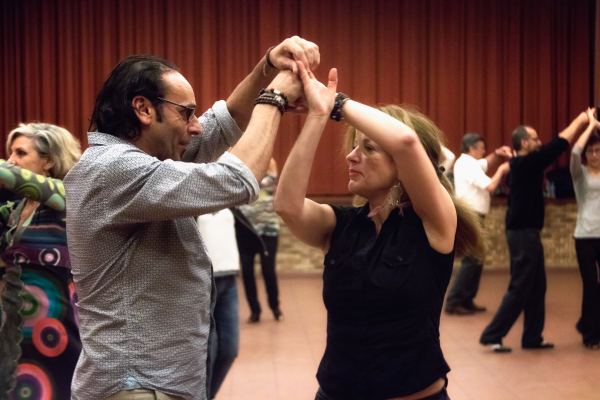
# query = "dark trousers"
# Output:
<box><xmin>575</xmin><ymin>238</ymin><xmax>600</xmax><ymax>345</ymax></box>
<box><xmin>208</xmin><ymin>275</ymin><xmax>240</xmax><ymax>399</ymax></box>
<box><xmin>446</xmin><ymin>255</ymin><xmax>483</xmax><ymax>308</ymax></box>
<box><xmin>446</xmin><ymin>214</ymin><xmax>484</xmax><ymax>308</ymax></box>
<box><xmin>481</xmin><ymin>229</ymin><xmax>546</xmax><ymax>347</ymax></box>
<box><xmin>239</xmin><ymin>235</ymin><xmax>279</xmax><ymax>315</ymax></box>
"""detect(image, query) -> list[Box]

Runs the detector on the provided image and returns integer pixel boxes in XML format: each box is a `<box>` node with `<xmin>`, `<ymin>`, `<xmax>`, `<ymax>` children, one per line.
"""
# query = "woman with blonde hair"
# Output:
<box><xmin>0</xmin><ymin>122</ymin><xmax>81</xmax><ymax>399</ymax></box>
<box><xmin>275</xmin><ymin>63</ymin><xmax>481</xmax><ymax>400</ymax></box>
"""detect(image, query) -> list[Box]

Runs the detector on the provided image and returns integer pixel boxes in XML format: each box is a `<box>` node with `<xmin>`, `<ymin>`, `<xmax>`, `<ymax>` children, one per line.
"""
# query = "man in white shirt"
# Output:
<box><xmin>445</xmin><ymin>133</ymin><xmax>510</xmax><ymax>315</ymax></box>
<box><xmin>197</xmin><ymin>209</ymin><xmax>240</xmax><ymax>399</ymax></box>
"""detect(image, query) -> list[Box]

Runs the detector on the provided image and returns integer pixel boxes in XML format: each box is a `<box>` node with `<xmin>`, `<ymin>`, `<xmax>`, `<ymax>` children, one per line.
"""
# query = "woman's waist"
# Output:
<box><xmin>388</xmin><ymin>378</ymin><xmax>447</xmax><ymax>400</ymax></box>
<box><xmin>323</xmin><ymin>328</ymin><xmax>444</xmax><ymax>376</ymax></box>
<box><xmin>318</xmin><ymin>346</ymin><xmax>448</xmax><ymax>399</ymax></box>
<box><xmin>318</xmin><ymin>378</ymin><xmax>447</xmax><ymax>400</ymax></box>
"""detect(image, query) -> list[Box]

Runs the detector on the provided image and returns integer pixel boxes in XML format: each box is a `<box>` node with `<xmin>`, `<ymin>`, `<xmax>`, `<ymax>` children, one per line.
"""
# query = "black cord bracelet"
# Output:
<box><xmin>259</xmin><ymin>88</ymin><xmax>288</xmax><ymax>105</ymax></box>
<box><xmin>330</xmin><ymin>92</ymin><xmax>349</xmax><ymax>121</ymax></box>
<box><xmin>255</xmin><ymin>88</ymin><xmax>288</xmax><ymax>114</ymax></box>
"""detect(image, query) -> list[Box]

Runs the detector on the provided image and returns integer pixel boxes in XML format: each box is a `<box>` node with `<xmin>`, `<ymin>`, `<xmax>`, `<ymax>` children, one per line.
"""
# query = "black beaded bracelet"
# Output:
<box><xmin>260</xmin><ymin>88</ymin><xmax>288</xmax><ymax>105</ymax></box>
<box><xmin>255</xmin><ymin>88</ymin><xmax>288</xmax><ymax>114</ymax></box>
<box><xmin>330</xmin><ymin>92</ymin><xmax>349</xmax><ymax>121</ymax></box>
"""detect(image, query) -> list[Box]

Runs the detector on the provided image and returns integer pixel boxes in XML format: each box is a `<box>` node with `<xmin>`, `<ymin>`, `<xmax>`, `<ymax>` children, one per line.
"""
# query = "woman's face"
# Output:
<box><xmin>345</xmin><ymin>132</ymin><xmax>397</xmax><ymax>201</ymax></box>
<box><xmin>585</xmin><ymin>143</ymin><xmax>600</xmax><ymax>170</ymax></box>
<box><xmin>7</xmin><ymin>135</ymin><xmax>52</xmax><ymax>176</ymax></box>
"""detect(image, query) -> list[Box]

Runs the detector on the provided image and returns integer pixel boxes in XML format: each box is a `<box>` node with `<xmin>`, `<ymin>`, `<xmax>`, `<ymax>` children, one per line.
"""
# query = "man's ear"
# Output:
<box><xmin>132</xmin><ymin>96</ymin><xmax>155</xmax><ymax>126</ymax></box>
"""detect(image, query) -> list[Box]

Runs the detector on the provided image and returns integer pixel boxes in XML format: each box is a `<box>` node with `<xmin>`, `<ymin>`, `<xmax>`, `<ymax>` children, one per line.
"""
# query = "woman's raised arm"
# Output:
<box><xmin>274</xmin><ymin>64</ymin><xmax>338</xmax><ymax>250</ymax></box>
<box><xmin>340</xmin><ymin>101</ymin><xmax>457</xmax><ymax>254</ymax></box>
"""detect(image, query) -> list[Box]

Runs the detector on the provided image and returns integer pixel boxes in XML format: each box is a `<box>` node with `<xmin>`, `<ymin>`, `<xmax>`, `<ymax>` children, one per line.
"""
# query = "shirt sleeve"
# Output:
<box><xmin>456</xmin><ymin>157</ymin><xmax>491</xmax><ymax>190</ymax></box>
<box><xmin>570</xmin><ymin>146</ymin><xmax>584</xmax><ymax>182</ymax></box>
<box><xmin>469</xmin><ymin>162</ymin><xmax>492</xmax><ymax>190</ymax></box>
<box><xmin>525</xmin><ymin>137</ymin><xmax>569</xmax><ymax>170</ymax></box>
<box><xmin>182</xmin><ymin>100</ymin><xmax>244</xmax><ymax>163</ymax></box>
<box><xmin>98</xmin><ymin>148</ymin><xmax>260</xmax><ymax>224</ymax></box>
<box><xmin>478</xmin><ymin>158</ymin><xmax>488</xmax><ymax>173</ymax></box>
<box><xmin>0</xmin><ymin>160</ymin><xmax>66</xmax><ymax>211</ymax></box>
<box><xmin>570</xmin><ymin>146</ymin><xmax>585</xmax><ymax>201</ymax></box>
<box><xmin>329</xmin><ymin>205</ymin><xmax>357</xmax><ymax>237</ymax></box>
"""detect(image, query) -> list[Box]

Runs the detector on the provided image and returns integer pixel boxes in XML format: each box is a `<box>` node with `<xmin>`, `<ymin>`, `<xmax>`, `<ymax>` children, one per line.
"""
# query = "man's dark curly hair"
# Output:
<box><xmin>89</xmin><ymin>55</ymin><xmax>179</xmax><ymax>140</ymax></box>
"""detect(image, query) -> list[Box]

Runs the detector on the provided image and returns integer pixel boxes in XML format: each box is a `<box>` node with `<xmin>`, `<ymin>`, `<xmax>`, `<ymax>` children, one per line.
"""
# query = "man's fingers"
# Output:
<box><xmin>282</xmin><ymin>39</ymin><xmax>309</xmax><ymax>71</ymax></box>
<box><xmin>278</xmin><ymin>36</ymin><xmax>319</xmax><ymax>72</ymax></box>
<box><xmin>303</xmin><ymin>43</ymin><xmax>320</xmax><ymax>70</ymax></box>
<box><xmin>278</xmin><ymin>58</ymin><xmax>298</xmax><ymax>74</ymax></box>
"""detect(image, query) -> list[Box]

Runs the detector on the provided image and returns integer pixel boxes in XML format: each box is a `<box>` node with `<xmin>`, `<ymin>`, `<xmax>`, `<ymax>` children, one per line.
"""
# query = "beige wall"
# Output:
<box><xmin>275</xmin><ymin>200</ymin><xmax>579</xmax><ymax>273</ymax></box>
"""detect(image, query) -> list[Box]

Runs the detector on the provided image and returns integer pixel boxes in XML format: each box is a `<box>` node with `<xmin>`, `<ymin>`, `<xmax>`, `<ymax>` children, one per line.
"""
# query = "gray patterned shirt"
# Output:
<box><xmin>64</xmin><ymin>100</ymin><xmax>259</xmax><ymax>400</ymax></box>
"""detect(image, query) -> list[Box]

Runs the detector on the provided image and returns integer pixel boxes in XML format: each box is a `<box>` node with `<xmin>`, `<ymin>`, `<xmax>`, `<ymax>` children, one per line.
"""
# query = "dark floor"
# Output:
<box><xmin>216</xmin><ymin>270</ymin><xmax>600</xmax><ymax>400</ymax></box>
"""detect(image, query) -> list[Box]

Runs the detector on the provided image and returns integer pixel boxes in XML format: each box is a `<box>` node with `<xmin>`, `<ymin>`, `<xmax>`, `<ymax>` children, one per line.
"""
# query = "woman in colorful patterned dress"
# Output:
<box><xmin>0</xmin><ymin>122</ymin><xmax>81</xmax><ymax>399</ymax></box>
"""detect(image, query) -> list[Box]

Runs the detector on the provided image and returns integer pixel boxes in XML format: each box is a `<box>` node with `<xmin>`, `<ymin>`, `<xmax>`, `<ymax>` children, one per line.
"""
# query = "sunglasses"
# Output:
<box><xmin>157</xmin><ymin>97</ymin><xmax>196</xmax><ymax>122</ymax></box>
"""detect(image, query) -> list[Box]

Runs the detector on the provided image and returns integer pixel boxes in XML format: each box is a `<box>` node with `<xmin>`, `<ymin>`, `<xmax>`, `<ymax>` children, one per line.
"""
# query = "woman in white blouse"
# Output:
<box><xmin>570</xmin><ymin>107</ymin><xmax>600</xmax><ymax>349</ymax></box>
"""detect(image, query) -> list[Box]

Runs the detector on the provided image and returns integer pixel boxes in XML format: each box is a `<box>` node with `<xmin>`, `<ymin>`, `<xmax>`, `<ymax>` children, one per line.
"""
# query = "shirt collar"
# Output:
<box><xmin>88</xmin><ymin>131</ymin><xmax>134</xmax><ymax>147</ymax></box>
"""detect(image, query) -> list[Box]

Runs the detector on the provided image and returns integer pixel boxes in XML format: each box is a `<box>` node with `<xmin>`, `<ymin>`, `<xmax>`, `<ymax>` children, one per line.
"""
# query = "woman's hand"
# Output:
<box><xmin>297</xmin><ymin>61</ymin><xmax>338</xmax><ymax>117</ymax></box>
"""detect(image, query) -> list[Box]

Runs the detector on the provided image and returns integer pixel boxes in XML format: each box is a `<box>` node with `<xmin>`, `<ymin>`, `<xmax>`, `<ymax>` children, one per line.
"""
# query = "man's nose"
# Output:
<box><xmin>188</xmin><ymin>115</ymin><xmax>202</xmax><ymax>136</ymax></box>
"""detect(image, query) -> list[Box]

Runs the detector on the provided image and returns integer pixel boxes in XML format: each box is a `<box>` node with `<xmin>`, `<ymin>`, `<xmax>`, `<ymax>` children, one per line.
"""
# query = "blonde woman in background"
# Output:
<box><xmin>0</xmin><ymin>122</ymin><xmax>81</xmax><ymax>399</ymax></box>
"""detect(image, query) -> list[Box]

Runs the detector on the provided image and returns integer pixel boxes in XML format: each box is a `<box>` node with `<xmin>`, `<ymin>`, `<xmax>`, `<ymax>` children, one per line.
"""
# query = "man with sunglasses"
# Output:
<box><xmin>64</xmin><ymin>36</ymin><xmax>318</xmax><ymax>400</ymax></box>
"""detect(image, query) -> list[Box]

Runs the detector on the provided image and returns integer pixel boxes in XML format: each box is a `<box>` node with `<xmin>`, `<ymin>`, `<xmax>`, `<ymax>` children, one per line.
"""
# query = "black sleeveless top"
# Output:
<box><xmin>317</xmin><ymin>204</ymin><xmax>453</xmax><ymax>399</ymax></box>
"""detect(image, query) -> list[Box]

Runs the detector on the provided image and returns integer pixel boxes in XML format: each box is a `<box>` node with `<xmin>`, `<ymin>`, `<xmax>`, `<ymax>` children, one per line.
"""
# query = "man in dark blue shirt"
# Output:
<box><xmin>480</xmin><ymin>111</ymin><xmax>588</xmax><ymax>352</ymax></box>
